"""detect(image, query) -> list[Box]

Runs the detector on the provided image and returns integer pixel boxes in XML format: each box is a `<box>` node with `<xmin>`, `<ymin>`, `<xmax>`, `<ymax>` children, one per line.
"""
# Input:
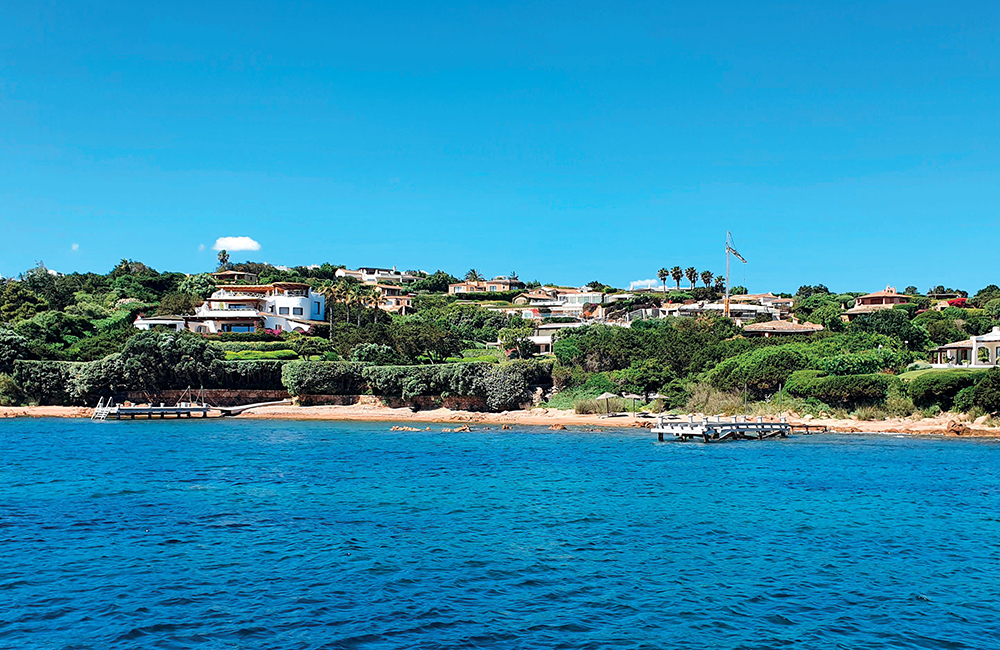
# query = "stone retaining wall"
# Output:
<box><xmin>298</xmin><ymin>394</ymin><xmax>488</xmax><ymax>411</ymax></box>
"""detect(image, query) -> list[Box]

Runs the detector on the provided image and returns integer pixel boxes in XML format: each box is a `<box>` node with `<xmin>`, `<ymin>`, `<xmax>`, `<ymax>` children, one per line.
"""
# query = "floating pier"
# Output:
<box><xmin>653</xmin><ymin>414</ymin><xmax>794</xmax><ymax>443</ymax></box>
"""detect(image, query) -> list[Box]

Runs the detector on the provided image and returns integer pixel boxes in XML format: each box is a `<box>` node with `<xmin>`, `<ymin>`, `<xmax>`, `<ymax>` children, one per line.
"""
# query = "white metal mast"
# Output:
<box><xmin>724</xmin><ymin>231</ymin><xmax>747</xmax><ymax>318</ymax></box>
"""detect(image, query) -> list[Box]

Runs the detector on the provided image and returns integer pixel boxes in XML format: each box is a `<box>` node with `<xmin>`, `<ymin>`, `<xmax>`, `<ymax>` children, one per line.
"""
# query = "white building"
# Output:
<box><xmin>335</xmin><ymin>266</ymin><xmax>418</xmax><ymax>285</ymax></box>
<box><xmin>135</xmin><ymin>283</ymin><xmax>326</xmax><ymax>334</ymax></box>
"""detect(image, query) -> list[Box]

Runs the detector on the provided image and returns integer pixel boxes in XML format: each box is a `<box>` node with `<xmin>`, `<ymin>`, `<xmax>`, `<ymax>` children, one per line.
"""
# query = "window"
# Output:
<box><xmin>279</xmin><ymin>307</ymin><xmax>289</xmax><ymax>315</ymax></box>
<box><xmin>314</xmin><ymin>301</ymin><xmax>320</xmax><ymax>314</ymax></box>
<box><xmin>293</xmin><ymin>307</ymin><xmax>303</xmax><ymax>315</ymax></box>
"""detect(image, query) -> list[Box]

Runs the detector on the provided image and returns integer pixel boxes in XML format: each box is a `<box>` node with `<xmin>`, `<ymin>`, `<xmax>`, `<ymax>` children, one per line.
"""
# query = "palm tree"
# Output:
<box><xmin>701</xmin><ymin>270</ymin><xmax>714</xmax><ymax>288</ymax></box>
<box><xmin>685</xmin><ymin>267</ymin><xmax>698</xmax><ymax>290</ymax></box>
<box><xmin>714</xmin><ymin>274</ymin><xmax>726</xmax><ymax>292</ymax></box>
<box><xmin>670</xmin><ymin>266</ymin><xmax>683</xmax><ymax>291</ymax></box>
<box><xmin>657</xmin><ymin>268</ymin><xmax>669</xmax><ymax>297</ymax></box>
<box><xmin>465</xmin><ymin>269</ymin><xmax>484</xmax><ymax>282</ymax></box>
<box><xmin>216</xmin><ymin>249</ymin><xmax>230</xmax><ymax>270</ymax></box>
<box><xmin>331</xmin><ymin>281</ymin><xmax>351</xmax><ymax>324</ymax></box>
<box><xmin>365</xmin><ymin>286</ymin><xmax>383</xmax><ymax>324</ymax></box>
<box><xmin>318</xmin><ymin>282</ymin><xmax>338</xmax><ymax>339</ymax></box>
<box><xmin>350</xmin><ymin>284</ymin><xmax>370</xmax><ymax>326</ymax></box>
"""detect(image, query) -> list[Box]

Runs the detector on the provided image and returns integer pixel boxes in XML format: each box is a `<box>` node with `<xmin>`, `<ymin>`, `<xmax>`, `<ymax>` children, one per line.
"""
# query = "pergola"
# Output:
<box><xmin>971</xmin><ymin>327</ymin><xmax>1000</xmax><ymax>367</ymax></box>
<box><xmin>930</xmin><ymin>340</ymin><xmax>973</xmax><ymax>366</ymax></box>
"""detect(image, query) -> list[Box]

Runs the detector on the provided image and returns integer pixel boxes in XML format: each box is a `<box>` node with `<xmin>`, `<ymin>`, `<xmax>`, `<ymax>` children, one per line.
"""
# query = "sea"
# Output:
<box><xmin>2</xmin><ymin>418</ymin><xmax>1000</xmax><ymax>649</ymax></box>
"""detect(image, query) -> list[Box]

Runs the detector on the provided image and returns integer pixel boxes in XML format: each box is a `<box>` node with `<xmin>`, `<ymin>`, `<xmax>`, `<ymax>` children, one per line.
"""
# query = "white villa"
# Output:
<box><xmin>335</xmin><ymin>266</ymin><xmax>418</xmax><ymax>285</ymax></box>
<box><xmin>930</xmin><ymin>327</ymin><xmax>1000</xmax><ymax>368</ymax></box>
<box><xmin>134</xmin><ymin>282</ymin><xmax>326</xmax><ymax>334</ymax></box>
<box><xmin>661</xmin><ymin>301</ymin><xmax>779</xmax><ymax>326</ymax></box>
<box><xmin>506</xmin><ymin>287</ymin><xmax>632</xmax><ymax>320</ymax></box>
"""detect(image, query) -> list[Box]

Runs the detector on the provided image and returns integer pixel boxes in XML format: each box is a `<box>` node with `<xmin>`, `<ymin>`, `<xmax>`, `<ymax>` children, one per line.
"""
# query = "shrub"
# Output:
<box><xmin>907</xmin><ymin>370</ymin><xmax>982</xmax><ymax>410</ymax></box>
<box><xmin>709</xmin><ymin>346</ymin><xmax>811</xmax><ymax>398</ymax></box>
<box><xmin>13</xmin><ymin>361</ymin><xmax>86</xmax><ymax>405</ymax></box>
<box><xmin>787</xmin><ymin>372</ymin><xmax>897</xmax><ymax>408</ymax></box>
<box><xmin>953</xmin><ymin>386</ymin><xmax>976</xmax><ymax>412</ymax></box>
<box><xmin>684</xmin><ymin>382</ymin><xmax>745</xmax><ymax>415</ymax></box>
<box><xmin>0</xmin><ymin>327</ymin><xmax>31</xmax><ymax>374</ymax></box>
<box><xmin>849</xmin><ymin>309</ymin><xmax>929</xmax><ymax>349</ymax></box>
<box><xmin>817</xmin><ymin>349</ymin><xmax>913</xmax><ymax>376</ymax></box>
<box><xmin>114</xmin><ymin>331</ymin><xmax>222</xmax><ymax>392</ymax></box>
<box><xmin>575</xmin><ymin>396</ymin><xmax>627</xmax><ymax>414</ymax></box>
<box><xmin>0</xmin><ymin>373</ymin><xmax>22</xmax><ymax>406</ymax></box>
<box><xmin>350</xmin><ymin>343</ymin><xmax>404</xmax><ymax>365</ymax></box>
<box><xmin>971</xmin><ymin>368</ymin><xmax>1000</xmax><ymax>414</ymax></box>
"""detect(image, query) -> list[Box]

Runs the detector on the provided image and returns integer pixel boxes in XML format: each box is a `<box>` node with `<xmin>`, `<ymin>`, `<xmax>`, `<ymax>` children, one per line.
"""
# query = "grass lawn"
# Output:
<box><xmin>898</xmin><ymin>367</ymin><xmax>989</xmax><ymax>381</ymax></box>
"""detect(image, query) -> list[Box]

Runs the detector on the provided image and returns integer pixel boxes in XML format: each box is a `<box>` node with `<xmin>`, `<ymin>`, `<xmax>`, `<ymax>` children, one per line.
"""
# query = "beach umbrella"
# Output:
<box><xmin>596</xmin><ymin>392</ymin><xmax>619</xmax><ymax>415</ymax></box>
<box><xmin>622</xmin><ymin>393</ymin><xmax>643</xmax><ymax>416</ymax></box>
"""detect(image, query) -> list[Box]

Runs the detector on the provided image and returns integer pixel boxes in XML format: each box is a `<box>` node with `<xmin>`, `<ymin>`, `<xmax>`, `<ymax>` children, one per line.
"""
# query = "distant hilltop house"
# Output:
<box><xmin>843</xmin><ymin>286</ymin><xmax>910</xmax><ymax>321</ymax></box>
<box><xmin>211</xmin><ymin>269</ymin><xmax>259</xmax><ymax>284</ymax></box>
<box><xmin>743</xmin><ymin>320</ymin><xmax>824</xmax><ymax>337</ymax></box>
<box><xmin>488</xmin><ymin>321</ymin><xmax>587</xmax><ymax>355</ymax></box>
<box><xmin>374</xmin><ymin>284</ymin><xmax>415</xmax><ymax>315</ymax></box>
<box><xmin>661</xmin><ymin>301</ymin><xmax>779</xmax><ymax>326</ymax></box>
<box><xmin>728</xmin><ymin>292</ymin><xmax>794</xmax><ymax>318</ymax></box>
<box><xmin>134</xmin><ymin>282</ymin><xmax>326</xmax><ymax>334</ymax></box>
<box><xmin>448</xmin><ymin>276</ymin><xmax>525</xmax><ymax>295</ymax></box>
<box><xmin>335</xmin><ymin>266</ymin><xmax>418</xmax><ymax>285</ymax></box>
<box><xmin>503</xmin><ymin>287</ymin><xmax>632</xmax><ymax>320</ymax></box>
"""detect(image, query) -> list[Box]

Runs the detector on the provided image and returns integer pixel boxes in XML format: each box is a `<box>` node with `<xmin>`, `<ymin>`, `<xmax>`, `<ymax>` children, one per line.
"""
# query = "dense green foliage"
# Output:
<box><xmin>907</xmin><ymin>370</ymin><xmax>983</xmax><ymax>410</ymax></box>
<box><xmin>786</xmin><ymin>371</ymin><xmax>898</xmax><ymax>408</ymax></box>
<box><xmin>281</xmin><ymin>359</ymin><xmax>552</xmax><ymax>411</ymax></box>
<box><xmin>7</xmin><ymin>258</ymin><xmax>1000</xmax><ymax>419</ymax></box>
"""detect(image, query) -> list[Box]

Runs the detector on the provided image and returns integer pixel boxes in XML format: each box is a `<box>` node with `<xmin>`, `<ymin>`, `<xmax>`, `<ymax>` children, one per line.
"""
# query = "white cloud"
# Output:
<box><xmin>71</xmin><ymin>243</ymin><xmax>79</xmax><ymax>251</ymax></box>
<box><xmin>198</xmin><ymin>243</ymin><xmax>206</xmax><ymax>252</ymax></box>
<box><xmin>629</xmin><ymin>278</ymin><xmax>663</xmax><ymax>290</ymax></box>
<box><xmin>212</xmin><ymin>236</ymin><xmax>261</xmax><ymax>252</ymax></box>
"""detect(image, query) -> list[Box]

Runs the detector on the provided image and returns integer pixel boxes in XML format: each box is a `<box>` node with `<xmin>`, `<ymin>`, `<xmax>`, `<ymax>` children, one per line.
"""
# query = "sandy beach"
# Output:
<box><xmin>3</xmin><ymin>403</ymin><xmax>999</xmax><ymax>437</ymax></box>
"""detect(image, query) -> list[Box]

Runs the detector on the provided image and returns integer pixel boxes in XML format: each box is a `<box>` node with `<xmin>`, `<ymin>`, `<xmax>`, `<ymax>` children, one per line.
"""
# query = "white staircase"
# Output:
<box><xmin>91</xmin><ymin>397</ymin><xmax>114</xmax><ymax>421</ymax></box>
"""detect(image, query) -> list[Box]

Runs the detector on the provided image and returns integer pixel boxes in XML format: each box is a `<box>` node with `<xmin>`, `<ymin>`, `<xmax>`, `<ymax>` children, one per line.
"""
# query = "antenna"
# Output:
<box><xmin>724</xmin><ymin>231</ymin><xmax>747</xmax><ymax>318</ymax></box>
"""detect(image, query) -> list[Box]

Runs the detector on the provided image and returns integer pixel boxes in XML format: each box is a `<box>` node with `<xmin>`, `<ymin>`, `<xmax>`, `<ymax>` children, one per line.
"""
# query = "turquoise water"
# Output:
<box><xmin>2</xmin><ymin>420</ymin><xmax>1000</xmax><ymax>649</ymax></box>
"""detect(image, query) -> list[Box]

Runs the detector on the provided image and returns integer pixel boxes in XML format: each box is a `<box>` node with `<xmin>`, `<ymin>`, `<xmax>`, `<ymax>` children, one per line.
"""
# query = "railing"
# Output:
<box><xmin>215</xmin><ymin>290</ymin><xmax>272</xmax><ymax>298</ymax></box>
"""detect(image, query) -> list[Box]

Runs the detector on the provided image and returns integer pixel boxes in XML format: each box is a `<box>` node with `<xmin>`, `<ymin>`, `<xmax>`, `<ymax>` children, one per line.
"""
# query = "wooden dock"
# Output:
<box><xmin>92</xmin><ymin>397</ymin><xmax>292</xmax><ymax>421</ymax></box>
<box><xmin>652</xmin><ymin>414</ymin><xmax>799</xmax><ymax>443</ymax></box>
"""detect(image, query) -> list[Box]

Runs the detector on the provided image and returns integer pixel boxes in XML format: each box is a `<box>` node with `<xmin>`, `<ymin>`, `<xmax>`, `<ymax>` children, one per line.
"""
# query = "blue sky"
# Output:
<box><xmin>2</xmin><ymin>1</ymin><xmax>998</xmax><ymax>293</ymax></box>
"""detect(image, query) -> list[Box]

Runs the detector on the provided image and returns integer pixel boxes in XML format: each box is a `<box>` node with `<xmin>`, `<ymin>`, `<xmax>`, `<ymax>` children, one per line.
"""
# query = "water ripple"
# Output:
<box><xmin>3</xmin><ymin>419</ymin><xmax>1000</xmax><ymax>648</ymax></box>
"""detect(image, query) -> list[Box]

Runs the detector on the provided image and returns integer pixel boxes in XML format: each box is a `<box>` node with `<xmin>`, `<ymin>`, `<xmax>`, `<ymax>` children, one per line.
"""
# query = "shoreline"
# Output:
<box><xmin>2</xmin><ymin>404</ymin><xmax>999</xmax><ymax>437</ymax></box>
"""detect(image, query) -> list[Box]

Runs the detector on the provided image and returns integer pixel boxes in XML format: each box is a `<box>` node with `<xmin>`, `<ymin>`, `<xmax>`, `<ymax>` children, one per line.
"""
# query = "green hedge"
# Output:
<box><xmin>13</xmin><ymin>360</ymin><xmax>88</xmax><ymax>405</ymax></box>
<box><xmin>907</xmin><ymin>370</ymin><xmax>982</xmax><ymax>410</ymax></box>
<box><xmin>212</xmin><ymin>341</ymin><xmax>296</xmax><ymax>352</ymax></box>
<box><xmin>281</xmin><ymin>362</ymin><xmax>367</xmax><ymax>395</ymax></box>
<box><xmin>787</xmin><ymin>371</ymin><xmax>898</xmax><ymax>408</ymax></box>
<box><xmin>12</xmin><ymin>356</ymin><xmax>552</xmax><ymax>411</ymax></box>
<box><xmin>223</xmin><ymin>349</ymin><xmax>299</xmax><ymax>361</ymax></box>
<box><xmin>281</xmin><ymin>359</ymin><xmax>553</xmax><ymax>411</ymax></box>
<box><xmin>817</xmin><ymin>349</ymin><xmax>913</xmax><ymax>376</ymax></box>
<box><xmin>211</xmin><ymin>360</ymin><xmax>287</xmax><ymax>390</ymax></box>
